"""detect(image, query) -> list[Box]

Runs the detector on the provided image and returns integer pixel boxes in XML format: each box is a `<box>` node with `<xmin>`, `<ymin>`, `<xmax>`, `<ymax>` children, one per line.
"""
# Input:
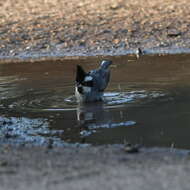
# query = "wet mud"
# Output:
<box><xmin>0</xmin><ymin>145</ymin><xmax>189</xmax><ymax>190</ymax></box>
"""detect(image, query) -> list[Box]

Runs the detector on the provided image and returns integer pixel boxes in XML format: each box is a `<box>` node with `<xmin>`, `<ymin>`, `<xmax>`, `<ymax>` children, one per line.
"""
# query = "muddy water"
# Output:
<box><xmin>1</xmin><ymin>54</ymin><xmax>190</xmax><ymax>149</ymax></box>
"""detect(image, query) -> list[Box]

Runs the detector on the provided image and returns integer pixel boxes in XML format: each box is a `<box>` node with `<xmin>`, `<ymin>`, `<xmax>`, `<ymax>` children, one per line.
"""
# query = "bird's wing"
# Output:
<box><xmin>89</xmin><ymin>68</ymin><xmax>110</xmax><ymax>91</ymax></box>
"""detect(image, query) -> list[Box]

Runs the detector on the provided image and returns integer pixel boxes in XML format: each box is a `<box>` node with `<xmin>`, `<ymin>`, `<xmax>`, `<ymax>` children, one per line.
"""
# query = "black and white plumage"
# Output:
<box><xmin>75</xmin><ymin>60</ymin><xmax>112</xmax><ymax>103</ymax></box>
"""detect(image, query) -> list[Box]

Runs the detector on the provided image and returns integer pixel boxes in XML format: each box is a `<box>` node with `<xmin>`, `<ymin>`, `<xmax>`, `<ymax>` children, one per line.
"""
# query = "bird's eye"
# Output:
<box><xmin>82</xmin><ymin>80</ymin><xmax>93</xmax><ymax>87</ymax></box>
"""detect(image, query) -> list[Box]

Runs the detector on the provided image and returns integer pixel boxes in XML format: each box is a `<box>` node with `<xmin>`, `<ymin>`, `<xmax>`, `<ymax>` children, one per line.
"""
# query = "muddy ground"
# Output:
<box><xmin>0</xmin><ymin>145</ymin><xmax>190</xmax><ymax>190</ymax></box>
<box><xmin>1</xmin><ymin>0</ymin><xmax>190</xmax><ymax>60</ymax></box>
<box><xmin>1</xmin><ymin>0</ymin><xmax>190</xmax><ymax>189</ymax></box>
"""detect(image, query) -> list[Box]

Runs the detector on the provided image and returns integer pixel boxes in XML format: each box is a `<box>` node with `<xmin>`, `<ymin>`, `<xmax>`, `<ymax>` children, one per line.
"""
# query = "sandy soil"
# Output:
<box><xmin>1</xmin><ymin>0</ymin><xmax>190</xmax><ymax>59</ymax></box>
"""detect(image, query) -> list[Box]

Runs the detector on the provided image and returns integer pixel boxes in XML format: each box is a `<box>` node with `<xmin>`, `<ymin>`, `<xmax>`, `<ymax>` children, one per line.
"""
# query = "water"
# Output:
<box><xmin>1</xmin><ymin>54</ymin><xmax>190</xmax><ymax>149</ymax></box>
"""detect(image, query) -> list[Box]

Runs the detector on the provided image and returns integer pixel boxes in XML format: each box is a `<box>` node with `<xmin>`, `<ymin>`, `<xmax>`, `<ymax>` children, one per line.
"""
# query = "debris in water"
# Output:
<box><xmin>124</xmin><ymin>142</ymin><xmax>140</xmax><ymax>153</ymax></box>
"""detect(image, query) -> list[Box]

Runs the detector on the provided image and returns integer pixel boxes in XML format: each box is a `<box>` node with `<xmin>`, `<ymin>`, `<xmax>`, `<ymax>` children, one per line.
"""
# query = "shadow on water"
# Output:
<box><xmin>1</xmin><ymin>54</ymin><xmax>190</xmax><ymax>149</ymax></box>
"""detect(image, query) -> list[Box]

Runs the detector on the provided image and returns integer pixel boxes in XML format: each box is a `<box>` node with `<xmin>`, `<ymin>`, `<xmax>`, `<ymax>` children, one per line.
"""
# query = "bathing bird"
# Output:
<box><xmin>75</xmin><ymin>60</ymin><xmax>112</xmax><ymax>103</ymax></box>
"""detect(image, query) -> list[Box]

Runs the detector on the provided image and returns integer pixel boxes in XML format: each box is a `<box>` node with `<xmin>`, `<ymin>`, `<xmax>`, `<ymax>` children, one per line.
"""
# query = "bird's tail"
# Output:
<box><xmin>76</xmin><ymin>65</ymin><xmax>86</xmax><ymax>83</ymax></box>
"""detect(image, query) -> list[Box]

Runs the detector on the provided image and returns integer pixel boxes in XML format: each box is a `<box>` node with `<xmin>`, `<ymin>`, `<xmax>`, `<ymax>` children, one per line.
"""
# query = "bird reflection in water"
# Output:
<box><xmin>76</xmin><ymin>102</ymin><xmax>136</xmax><ymax>144</ymax></box>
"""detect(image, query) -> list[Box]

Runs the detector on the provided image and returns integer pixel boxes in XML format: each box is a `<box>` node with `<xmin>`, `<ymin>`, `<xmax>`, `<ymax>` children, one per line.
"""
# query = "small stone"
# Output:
<box><xmin>9</xmin><ymin>50</ymin><xmax>14</xmax><ymax>54</ymax></box>
<box><xmin>79</xmin><ymin>41</ymin><xmax>86</xmax><ymax>47</ymax></box>
<box><xmin>160</xmin><ymin>42</ymin><xmax>168</xmax><ymax>47</ymax></box>
<box><xmin>47</xmin><ymin>139</ymin><xmax>54</xmax><ymax>149</ymax></box>
<box><xmin>113</xmin><ymin>39</ymin><xmax>120</xmax><ymax>44</ymax></box>
<box><xmin>0</xmin><ymin>161</ymin><xmax>8</xmax><ymax>167</ymax></box>
<box><xmin>167</xmin><ymin>29</ymin><xmax>181</xmax><ymax>37</ymax></box>
<box><xmin>99</xmin><ymin>29</ymin><xmax>112</xmax><ymax>34</ymax></box>
<box><xmin>124</xmin><ymin>143</ymin><xmax>140</xmax><ymax>153</ymax></box>
<box><xmin>110</xmin><ymin>3</ymin><xmax>121</xmax><ymax>10</ymax></box>
<box><xmin>4</xmin><ymin>133</ymin><xmax>12</xmax><ymax>139</ymax></box>
<box><xmin>117</xmin><ymin>29</ymin><xmax>128</xmax><ymax>34</ymax></box>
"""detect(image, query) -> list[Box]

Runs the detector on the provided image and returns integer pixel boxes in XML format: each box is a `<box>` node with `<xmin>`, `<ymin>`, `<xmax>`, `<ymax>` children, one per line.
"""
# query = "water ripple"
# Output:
<box><xmin>0</xmin><ymin>89</ymin><xmax>168</xmax><ymax>112</ymax></box>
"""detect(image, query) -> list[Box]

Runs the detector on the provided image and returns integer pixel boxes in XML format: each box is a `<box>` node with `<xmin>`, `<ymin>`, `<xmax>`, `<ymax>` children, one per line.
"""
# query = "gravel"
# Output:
<box><xmin>1</xmin><ymin>0</ymin><xmax>190</xmax><ymax>59</ymax></box>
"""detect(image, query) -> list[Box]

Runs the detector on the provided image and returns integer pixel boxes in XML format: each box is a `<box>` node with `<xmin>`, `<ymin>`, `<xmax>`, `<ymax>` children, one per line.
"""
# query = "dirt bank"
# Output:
<box><xmin>0</xmin><ymin>145</ymin><xmax>189</xmax><ymax>190</ymax></box>
<box><xmin>1</xmin><ymin>0</ymin><xmax>190</xmax><ymax>60</ymax></box>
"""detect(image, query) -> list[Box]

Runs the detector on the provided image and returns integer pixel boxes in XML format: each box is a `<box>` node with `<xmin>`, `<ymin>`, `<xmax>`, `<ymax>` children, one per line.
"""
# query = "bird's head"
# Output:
<box><xmin>100</xmin><ymin>60</ymin><xmax>112</xmax><ymax>69</ymax></box>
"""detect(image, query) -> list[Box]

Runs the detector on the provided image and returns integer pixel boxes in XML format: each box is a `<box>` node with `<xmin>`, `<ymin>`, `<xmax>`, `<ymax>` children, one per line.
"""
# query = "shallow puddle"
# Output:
<box><xmin>1</xmin><ymin>54</ymin><xmax>190</xmax><ymax>149</ymax></box>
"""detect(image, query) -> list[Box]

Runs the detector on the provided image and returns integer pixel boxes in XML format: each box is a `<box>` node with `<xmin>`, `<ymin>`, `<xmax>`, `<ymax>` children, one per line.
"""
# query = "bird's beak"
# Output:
<box><xmin>101</xmin><ymin>60</ymin><xmax>112</xmax><ymax>69</ymax></box>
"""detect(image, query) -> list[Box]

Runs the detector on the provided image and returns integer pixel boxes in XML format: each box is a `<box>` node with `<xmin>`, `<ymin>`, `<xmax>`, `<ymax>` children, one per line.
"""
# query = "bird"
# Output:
<box><xmin>75</xmin><ymin>60</ymin><xmax>112</xmax><ymax>103</ymax></box>
<box><xmin>135</xmin><ymin>47</ymin><xmax>143</xmax><ymax>59</ymax></box>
